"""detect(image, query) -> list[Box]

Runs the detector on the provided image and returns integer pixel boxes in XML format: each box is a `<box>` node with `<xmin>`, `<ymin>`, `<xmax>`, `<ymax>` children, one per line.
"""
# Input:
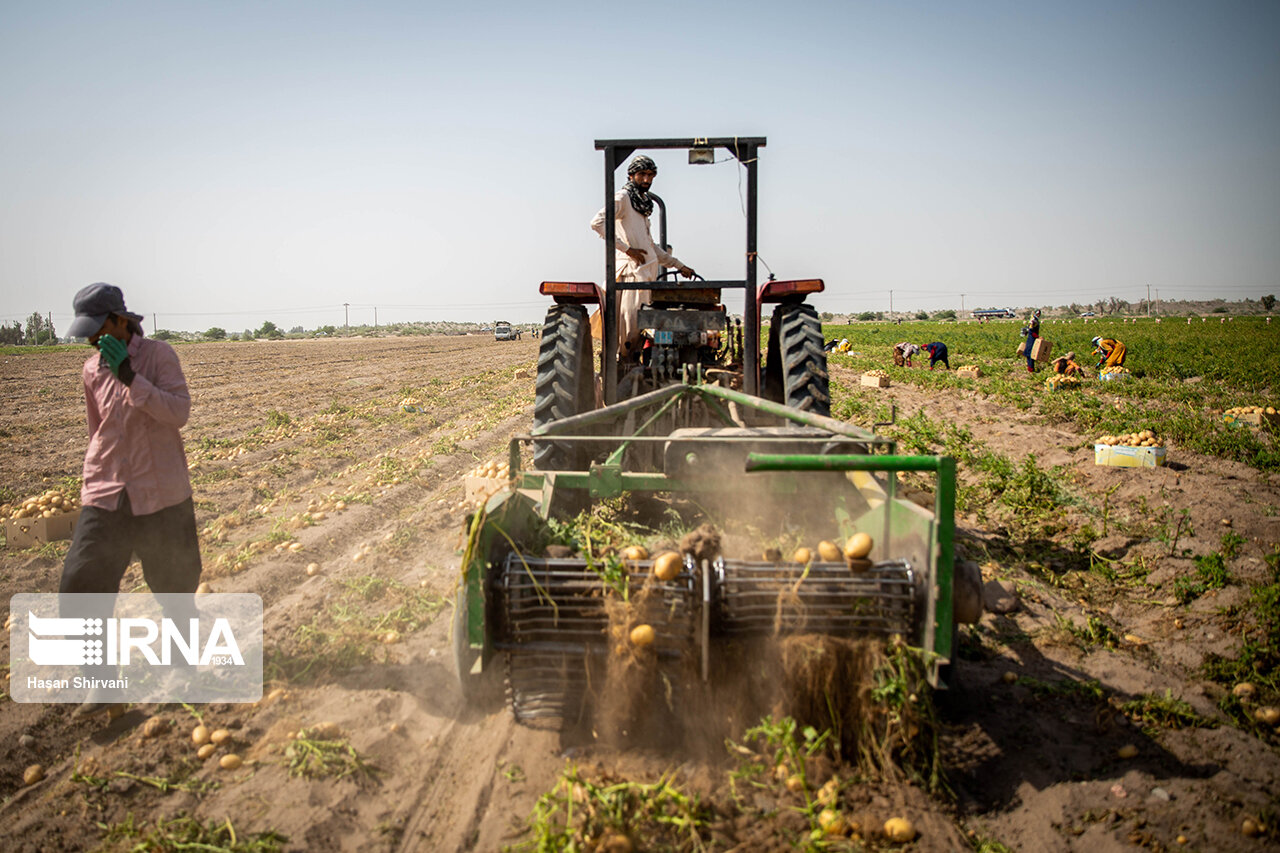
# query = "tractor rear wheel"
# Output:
<box><xmin>764</xmin><ymin>303</ymin><xmax>830</xmax><ymax>416</ymax></box>
<box><xmin>534</xmin><ymin>304</ymin><xmax>595</xmax><ymax>470</ymax></box>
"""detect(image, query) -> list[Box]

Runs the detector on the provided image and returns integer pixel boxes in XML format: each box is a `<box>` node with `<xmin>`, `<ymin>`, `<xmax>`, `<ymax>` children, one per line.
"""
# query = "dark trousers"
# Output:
<box><xmin>929</xmin><ymin>345</ymin><xmax>949</xmax><ymax>369</ymax></box>
<box><xmin>61</xmin><ymin>493</ymin><xmax>202</xmax><ymax>595</ymax></box>
<box><xmin>59</xmin><ymin>493</ymin><xmax>202</xmax><ymax>696</ymax></box>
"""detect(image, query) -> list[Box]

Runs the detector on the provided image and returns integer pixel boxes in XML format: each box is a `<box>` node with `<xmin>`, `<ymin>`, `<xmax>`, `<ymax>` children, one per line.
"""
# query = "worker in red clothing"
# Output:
<box><xmin>61</xmin><ymin>283</ymin><xmax>203</xmax><ymax>715</ymax></box>
<box><xmin>922</xmin><ymin>342</ymin><xmax>950</xmax><ymax>370</ymax></box>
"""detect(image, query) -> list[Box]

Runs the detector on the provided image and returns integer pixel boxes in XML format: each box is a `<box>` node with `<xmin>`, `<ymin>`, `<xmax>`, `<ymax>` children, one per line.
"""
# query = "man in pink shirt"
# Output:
<box><xmin>62</xmin><ymin>283</ymin><xmax>203</xmax><ymax>713</ymax></box>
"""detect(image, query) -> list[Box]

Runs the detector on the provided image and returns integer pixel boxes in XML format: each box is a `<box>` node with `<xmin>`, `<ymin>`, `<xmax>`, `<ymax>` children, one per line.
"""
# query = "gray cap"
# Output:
<box><xmin>68</xmin><ymin>283</ymin><xmax>144</xmax><ymax>338</ymax></box>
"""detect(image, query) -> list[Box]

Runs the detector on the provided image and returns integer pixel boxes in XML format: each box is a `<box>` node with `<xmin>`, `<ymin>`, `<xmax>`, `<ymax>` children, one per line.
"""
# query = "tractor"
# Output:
<box><xmin>454</xmin><ymin>137</ymin><xmax>981</xmax><ymax>726</ymax></box>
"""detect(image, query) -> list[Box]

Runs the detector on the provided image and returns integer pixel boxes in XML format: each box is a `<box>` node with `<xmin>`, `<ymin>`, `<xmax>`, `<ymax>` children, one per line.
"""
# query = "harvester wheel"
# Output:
<box><xmin>764</xmin><ymin>304</ymin><xmax>830</xmax><ymax>416</ymax></box>
<box><xmin>534</xmin><ymin>304</ymin><xmax>595</xmax><ymax>470</ymax></box>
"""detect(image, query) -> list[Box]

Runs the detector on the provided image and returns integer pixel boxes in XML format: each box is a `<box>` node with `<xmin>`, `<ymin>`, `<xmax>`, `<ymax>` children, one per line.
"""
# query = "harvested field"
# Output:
<box><xmin>1</xmin><ymin>330</ymin><xmax>1279</xmax><ymax>851</ymax></box>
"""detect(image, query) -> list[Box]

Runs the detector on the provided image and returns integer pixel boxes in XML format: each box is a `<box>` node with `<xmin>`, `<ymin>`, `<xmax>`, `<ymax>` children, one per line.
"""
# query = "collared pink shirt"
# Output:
<box><xmin>80</xmin><ymin>334</ymin><xmax>193</xmax><ymax>515</ymax></box>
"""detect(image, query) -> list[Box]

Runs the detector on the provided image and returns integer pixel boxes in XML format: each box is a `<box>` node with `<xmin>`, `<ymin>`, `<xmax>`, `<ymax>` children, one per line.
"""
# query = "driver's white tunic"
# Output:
<box><xmin>590</xmin><ymin>189</ymin><xmax>686</xmax><ymax>355</ymax></box>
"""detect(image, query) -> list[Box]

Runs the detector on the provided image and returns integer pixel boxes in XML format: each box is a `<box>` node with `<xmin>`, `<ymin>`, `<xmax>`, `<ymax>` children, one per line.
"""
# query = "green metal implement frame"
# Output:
<box><xmin>457</xmin><ymin>381</ymin><xmax>960</xmax><ymax>689</ymax></box>
<box><xmin>744</xmin><ymin>452</ymin><xmax>958</xmax><ymax>683</ymax></box>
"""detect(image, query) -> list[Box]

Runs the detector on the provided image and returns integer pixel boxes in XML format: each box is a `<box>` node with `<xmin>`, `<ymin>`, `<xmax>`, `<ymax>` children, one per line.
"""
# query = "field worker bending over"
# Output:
<box><xmin>1051</xmin><ymin>351</ymin><xmax>1086</xmax><ymax>376</ymax></box>
<box><xmin>61</xmin><ymin>283</ymin><xmax>203</xmax><ymax>715</ymax></box>
<box><xmin>591</xmin><ymin>155</ymin><xmax>697</xmax><ymax>359</ymax></box>
<box><xmin>892</xmin><ymin>342</ymin><xmax>920</xmax><ymax>367</ymax></box>
<box><xmin>1092</xmin><ymin>336</ymin><xmax>1126</xmax><ymax>369</ymax></box>
<box><xmin>922</xmin><ymin>341</ymin><xmax>950</xmax><ymax>370</ymax></box>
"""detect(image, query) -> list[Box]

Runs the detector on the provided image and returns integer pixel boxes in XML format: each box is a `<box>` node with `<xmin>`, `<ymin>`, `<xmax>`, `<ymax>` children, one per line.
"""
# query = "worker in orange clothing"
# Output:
<box><xmin>1051</xmin><ymin>351</ymin><xmax>1087</xmax><ymax>376</ymax></box>
<box><xmin>1091</xmin><ymin>336</ymin><xmax>1126</xmax><ymax>369</ymax></box>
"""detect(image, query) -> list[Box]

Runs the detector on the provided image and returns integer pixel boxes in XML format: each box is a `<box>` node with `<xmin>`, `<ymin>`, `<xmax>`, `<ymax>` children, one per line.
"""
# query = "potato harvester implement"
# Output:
<box><xmin>453</xmin><ymin>138</ymin><xmax>979</xmax><ymax>726</ymax></box>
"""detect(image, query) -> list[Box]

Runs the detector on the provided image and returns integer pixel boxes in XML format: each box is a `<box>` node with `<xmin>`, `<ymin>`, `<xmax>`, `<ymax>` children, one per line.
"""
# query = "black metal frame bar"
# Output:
<box><xmin>597</xmin><ymin>137</ymin><xmax>766</xmax><ymax>404</ymax></box>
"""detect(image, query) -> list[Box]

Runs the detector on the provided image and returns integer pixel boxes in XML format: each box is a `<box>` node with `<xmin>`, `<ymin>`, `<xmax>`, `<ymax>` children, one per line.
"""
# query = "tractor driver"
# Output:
<box><xmin>590</xmin><ymin>155</ymin><xmax>697</xmax><ymax>359</ymax></box>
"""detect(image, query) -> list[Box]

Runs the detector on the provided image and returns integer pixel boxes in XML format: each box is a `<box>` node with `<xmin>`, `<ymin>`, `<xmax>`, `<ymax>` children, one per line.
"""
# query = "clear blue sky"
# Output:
<box><xmin>2</xmin><ymin>1</ymin><xmax>1277</xmax><ymax>332</ymax></box>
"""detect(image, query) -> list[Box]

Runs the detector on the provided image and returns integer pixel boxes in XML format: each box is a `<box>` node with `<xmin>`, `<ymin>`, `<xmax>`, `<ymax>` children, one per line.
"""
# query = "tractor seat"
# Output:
<box><xmin>651</xmin><ymin>287</ymin><xmax>721</xmax><ymax>308</ymax></box>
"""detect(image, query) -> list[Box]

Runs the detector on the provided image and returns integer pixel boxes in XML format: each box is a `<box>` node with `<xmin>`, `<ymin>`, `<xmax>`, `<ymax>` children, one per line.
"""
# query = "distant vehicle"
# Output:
<box><xmin>971</xmin><ymin>308</ymin><xmax>1017</xmax><ymax>319</ymax></box>
<box><xmin>1080</xmin><ymin>311</ymin><xmax>1096</xmax><ymax>317</ymax></box>
<box><xmin>494</xmin><ymin>321</ymin><xmax>521</xmax><ymax>341</ymax></box>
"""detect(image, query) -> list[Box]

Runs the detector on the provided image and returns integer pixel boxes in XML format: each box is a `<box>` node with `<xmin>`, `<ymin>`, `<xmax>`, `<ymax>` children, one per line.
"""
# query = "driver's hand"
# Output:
<box><xmin>625</xmin><ymin>248</ymin><xmax>647</xmax><ymax>264</ymax></box>
<box><xmin>678</xmin><ymin>266</ymin><xmax>696</xmax><ymax>279</ymax></box>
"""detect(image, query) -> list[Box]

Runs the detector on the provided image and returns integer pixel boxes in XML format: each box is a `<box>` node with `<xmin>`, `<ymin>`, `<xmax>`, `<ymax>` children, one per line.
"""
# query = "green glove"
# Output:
<box><xmin>96</xmin><ymin>335</ymin><xmax>135</xmax><ymax>385</ymax></box>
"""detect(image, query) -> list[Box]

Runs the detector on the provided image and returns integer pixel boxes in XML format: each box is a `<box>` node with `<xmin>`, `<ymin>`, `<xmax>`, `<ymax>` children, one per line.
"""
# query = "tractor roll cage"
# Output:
<box><xmin>597</xmin><ymin>137</ymin><xmax>766</xmax><ymax>404</ymax></box>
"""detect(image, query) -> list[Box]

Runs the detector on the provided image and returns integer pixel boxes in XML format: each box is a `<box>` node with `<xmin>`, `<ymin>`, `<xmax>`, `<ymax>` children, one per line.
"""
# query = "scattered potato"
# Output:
<box><xmin>1232</xmin><ymin>682</ymin><xmax>1257</xmax><ymax>700</ymax></box>
<box><xmin>142</xmin><ymin>717</ymin><xmax>169</xmax><ymax>738</ymax></box>
<box><xmin>210</xmin><ymin>728</ymin><xmax>232</xmax><ymax>745</ymax></box>
<box><xmin>817</xmin><ymin>540</ymin><xmax>842</xmax><ymax>562</ymax></box>
<box><xmin>652</xmin><ymin>551</ymin><xmax>681</xmax><ymax>581</ymax></box>
<box><xmin>818</xmin><ymin>808</ymin><xmax>847</xmax><ymax>835</ymax></box>
<box><xmin>197</xmin><ymin>743</ymin><xmax>217</xmax><ymax>760</ymax></box>
<box><xmin>309</xmin><ymin>721</ymin><xmax>341</xmax><ymax>739</ymax></box>
<box><xmin>192</xmin><ymin>725</ymin><xmax>210</xmax><ymax>746</ymax></box>
<box><xmin>306</xmin><ymin>562</ymin><xmax>321</xmax><ymax>576</ymax></box>
<box><xmin>23</xmin><ymin>764</ymin><xmax>44</xmax><ymax>786</ymax></box>
<box><xmin>1254</xmin><ymin>706</ymin><xmax>1280</xmax><ymax>726</ymax></box>
<box><xmin>1001</xmin><ymin>671</ymin><xmax>1018</xmax><ymax>684</ymax></box>
<box><xmin>596</xmin><ymin>832</ymin><xmax>633</xmax><ymax>853</ymax></box>
<box><xmin>784</xmin><ymin>774</ymin><xmax>804</xmax><ymax>793</ymax></box>
<box><xmin>1242</xmin><ymin>818</ymin><xmax>1261</xmax><ymax>838</ymax></box>
<box><xmin>621</xmin><ymin>545</ymin><xmax>649</xmax><ymax>564</ymax></box>
<box><xmin>219</xmin><ymin>754</ymin><xmax>243</xmax><ymax>771</ymax></box>
<box><xmin>883</xmin><ymin>817</ymin><xmax>916</xmax><ymax>842</ymax></box>
<box><xmin>629</xmin><ymin>624</ymin><xmax>655</xmax><ymax>647</ymax></box>
<box><xmin>1117</xmin><ymin>744</ymin><xmax>1138</xmax><ymax>759</ymax></box>
<box><xmin>845</xmin><ymin>532</ymin><xmax>873</xmax><ymax>560</ymax></box>
<box><xmin>792</xmin><ymin>547</ymin><xmax>812</xmax><ymax>564</ymax></box>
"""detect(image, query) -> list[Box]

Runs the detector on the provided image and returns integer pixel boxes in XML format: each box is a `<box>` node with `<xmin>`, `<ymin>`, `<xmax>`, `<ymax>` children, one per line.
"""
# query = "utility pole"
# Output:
<box><xmin>153</xmin><ymin>314</ymin><xmax>157</xmax><ymax>335</ymax></box>
<box><xmin>343</xmin><ymin>303</ymin><xmax>350</xmax><ymax>336</ymax></box>
<box><xmin>48</xmin><ymin>311</ymin><xmax>54</xmax><ymax>345</ymax></box>
<box><xmin>889</xmin><ymin>289</ymin><xmax>893</xmax><ymax>318</ymax></box>
<box><xmin>1155</xmin><ymin>289</ymin><xmax>1160</xmax><ymax>315</ymax></box>
<box><xmin>960</xmin><ymin>293</ymin><xmax>965</xmax><ymax>312</ymax></box>
<box><xmin>374</xmin><ymin>307</ymin><xmax>378</xmax><ymax>333</ymax></box>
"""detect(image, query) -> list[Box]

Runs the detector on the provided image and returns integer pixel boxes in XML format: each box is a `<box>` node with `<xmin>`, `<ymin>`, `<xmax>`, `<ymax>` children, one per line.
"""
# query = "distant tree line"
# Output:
<box><xmin>0</xmin><ymin>312</ymin><xmax>58</xmax><ymax>345</ymax></box>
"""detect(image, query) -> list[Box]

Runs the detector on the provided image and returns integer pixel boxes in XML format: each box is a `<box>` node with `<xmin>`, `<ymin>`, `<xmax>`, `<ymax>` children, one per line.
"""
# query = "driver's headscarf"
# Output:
<box><xmin>624</xmin><ymin>156</ymin><xmax>657</xmax><ymax>216</ymax></box>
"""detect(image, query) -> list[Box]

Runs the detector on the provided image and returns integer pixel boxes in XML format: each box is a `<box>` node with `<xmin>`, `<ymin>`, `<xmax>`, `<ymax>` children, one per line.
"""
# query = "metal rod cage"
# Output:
<box><xmin>597</xmin><ymin>137</ymin><xmax>766</xmax><ymax>405</ymax></box>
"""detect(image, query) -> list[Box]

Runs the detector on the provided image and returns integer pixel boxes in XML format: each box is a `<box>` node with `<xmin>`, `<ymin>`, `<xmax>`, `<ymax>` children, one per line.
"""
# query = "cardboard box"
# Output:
<box><xmin>1100</xmin><ymin>371</ymin><xmax>1128</xmax><ymax>382</ymax></box>
<box><xmin>861</xmin><ymin>373</ymin><xmax>890</xmax><ymax>388</ymax></box>
<box><xmin>957</xmin><ymin>367</ymin><xmax>982</xmax><ymax>379</ymax></box>
<box><xmin>464</xmin><ymin>476</ymin><xmax>507</xmax><ymax>504</ymax></box>
<box><xmin>1224</xmin><ymin>411</ymin><xmax>1280</xmax><ymax>430</ymax></box>
<box><xmin>5</xmin><ymin>510</ymin><xmax>80</xmax><ymax>548</ymax></box>
<box><xmin>1030</xmin><ymin>338</ymin><xmax>1053</xmax><ymax>362</ymax></box>
<box><xmin>1094</xmin><ymin>444</ymin><xmax>1166</xmax><ymax>468</ymax></box>
<box><xmin>1016</xmin><ymin>341</ymin><xmax>1026</xmax><ymax>357</ymax></box>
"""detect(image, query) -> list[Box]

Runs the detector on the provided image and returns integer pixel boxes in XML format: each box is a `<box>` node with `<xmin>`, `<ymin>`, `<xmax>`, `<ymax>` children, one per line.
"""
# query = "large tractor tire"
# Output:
<box><xmin>534</xmin><ymin>304</ymin><xmax>595</xmax><ymax>470</ymax></box>
<box><xmin>763</xmin><ymin>303</ymin><xmax>830</xmax><ymax>416</ymax></box>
